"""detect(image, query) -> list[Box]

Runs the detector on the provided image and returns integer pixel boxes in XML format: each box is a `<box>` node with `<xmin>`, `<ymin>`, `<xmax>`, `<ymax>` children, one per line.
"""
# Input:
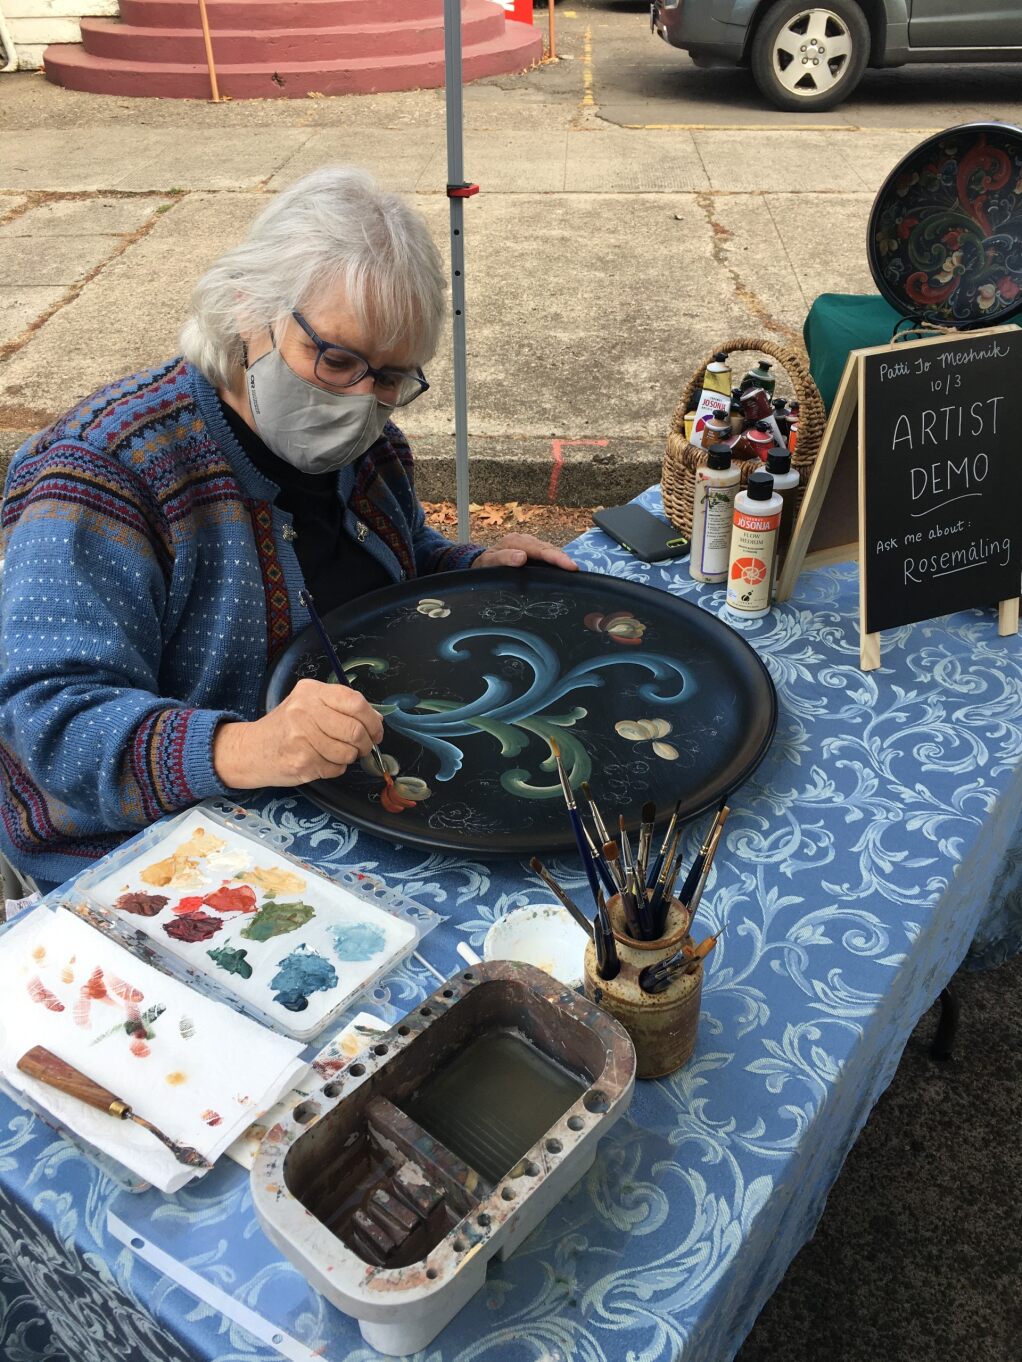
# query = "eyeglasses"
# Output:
<box><xmin>290</xmin><ymin>311</ymin><xmax>429</xmax><ymax>408</ymax></box>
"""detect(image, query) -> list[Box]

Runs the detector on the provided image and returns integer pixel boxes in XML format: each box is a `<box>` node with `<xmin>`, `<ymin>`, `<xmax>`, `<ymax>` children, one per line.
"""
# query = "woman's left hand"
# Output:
<box><xmin>472</xmin><ymin>533</ymin><xmax>578</xmax><ymax>571</ymax></box>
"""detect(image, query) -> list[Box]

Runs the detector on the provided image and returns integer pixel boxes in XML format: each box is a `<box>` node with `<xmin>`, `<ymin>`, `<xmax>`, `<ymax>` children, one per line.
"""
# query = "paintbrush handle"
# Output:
<box><xmin>569</xmin><ymin>809</ymin><xmax>603</xmax><ymax>909</ymax></box>
<box><xmin>18</xmin><ymin>1046</ymin><xmax>128</xmax><ymax>1116</ymax></box>
<box><xmin>301</xmin><ymin>590</ymin><xmax>387</xmax><ymax>777</ymax></box>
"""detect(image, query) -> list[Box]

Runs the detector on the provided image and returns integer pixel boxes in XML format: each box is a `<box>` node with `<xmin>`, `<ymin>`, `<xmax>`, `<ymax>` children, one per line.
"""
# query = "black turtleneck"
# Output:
<box><xmin>218</xmin><ymin>397</ymin><xmax>391</xmax><ymax>615</ymax></box>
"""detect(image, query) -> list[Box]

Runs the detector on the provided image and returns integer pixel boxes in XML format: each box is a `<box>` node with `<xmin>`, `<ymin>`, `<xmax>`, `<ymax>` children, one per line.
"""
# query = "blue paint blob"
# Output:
<box><xmin>270</xmin><ymin>945</ymin><xmax>338</xmax><ymax>1013</ymax></box>
<box><xmin>329</xmin><ymin>922</ymin><xmax>387</xmax><ymax>962</ymax></box>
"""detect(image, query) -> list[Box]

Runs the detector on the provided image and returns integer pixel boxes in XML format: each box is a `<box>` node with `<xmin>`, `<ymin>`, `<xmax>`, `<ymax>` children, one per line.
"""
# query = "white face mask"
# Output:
<box><xmin>245</xmin><ymin>345</ymin><xmax>390</xmax><ymax>475</ymax></box>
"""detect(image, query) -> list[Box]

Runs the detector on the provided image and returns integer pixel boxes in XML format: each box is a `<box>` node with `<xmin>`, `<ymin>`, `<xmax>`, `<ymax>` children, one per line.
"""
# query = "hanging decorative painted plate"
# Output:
<box><xmin>262</xmin><ymin>567</ymin><xmax>777</xmax><ymax>855</ymax></box>
<box><xmin>868</xmin><ymin>122</ymin><xmax>1022</xmax><ymax>328</ymax></box>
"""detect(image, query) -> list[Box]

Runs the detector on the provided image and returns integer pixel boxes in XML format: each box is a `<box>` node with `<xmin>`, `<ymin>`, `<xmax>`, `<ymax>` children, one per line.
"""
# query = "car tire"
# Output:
<box><xmin>750</xmin><ymin>0</ymin><xmax>871</xmax><ymax>111</ymax></box>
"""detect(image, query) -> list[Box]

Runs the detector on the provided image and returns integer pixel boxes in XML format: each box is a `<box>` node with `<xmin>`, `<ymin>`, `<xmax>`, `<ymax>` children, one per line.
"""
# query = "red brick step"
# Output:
<box><xmin>79</xmin><ymin>8</ymin><xmax>505</xmax><ymax>64</ymax></box>
<box><xmin>44</xmin><ymin>22</ymin><xmax>543</xmax><ymax>99</ymax></box>
<box><xmin>44</xmin><ymin>0</ymin><xmax>542</xmax><ymax>100</ymax></box>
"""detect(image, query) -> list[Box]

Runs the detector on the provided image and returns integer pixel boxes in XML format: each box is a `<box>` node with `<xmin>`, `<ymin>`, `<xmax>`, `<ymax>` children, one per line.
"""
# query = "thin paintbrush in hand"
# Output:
<box><xmin>299</xmin><ymin>588</ymin><xmax>389</xmax><ymax>783</ymax></box>
<box><xmin>529</xmin><ymin>857</ymin><xmax>593</xmax><ymax>937</ymax></box>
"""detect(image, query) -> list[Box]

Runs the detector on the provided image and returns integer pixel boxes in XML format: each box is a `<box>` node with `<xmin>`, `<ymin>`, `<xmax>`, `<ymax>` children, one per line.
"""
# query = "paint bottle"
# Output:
<box><xmin>684</xmin><ymin>411</ymin><xmax>697</xmax><ymax>442</ymax></box>
<box><xmin>741</xmin><ymin>358</ymin><xmax>776</xmax><ymax>396</ymax></box>
<box><xmin>703</xmin><ymin>352</ymin><xmax>732</xmax><ymax>397</ymax></box>
<box><xmin>746</xmin><ymin>422</ymin><xmax>774</xmax><ymax>462</ymax></box>
<box><xmin>729</xmin><ymin>388</ymin><xmax>744</xmax><ymax>436</ymax></box>
<box><xmin>771</xmin><ymin>398</ymin><xmax>790</xmax><ymax>440</ymax></box>
<box><xmin>739</xmin><ymin>387</ymin><xmax>773</xmax><ymax>423</ymax></box>
<box><xmin>765</xmin><ymin>448</ymin><xmax>800</xmax><ymax>569</ymax></box>
<box><xmin>689</xmin><ymin>443</ymin><xmax>740</xmax><ymax>584</ymax></box>
<box><xmin>725</xmin><ymin>469</ymin><xmax>782</xmax><ymax>619</ymax></box>
<box><xmin>701</xmin><ymin>410</ymin><xmax>732</xmax><ymax>448</ymax></box>
<box><xmin>787</xmin><ymin>419</ymin><xmax>799</xmax><ymax>454</ymax></box>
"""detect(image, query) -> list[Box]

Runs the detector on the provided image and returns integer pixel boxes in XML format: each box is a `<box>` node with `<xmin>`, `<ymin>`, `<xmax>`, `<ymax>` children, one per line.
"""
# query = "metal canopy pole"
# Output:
<box><xmin>442</xmin><ymin>0</ymin><xmax>478</xmax><ymax>542</ymax></box>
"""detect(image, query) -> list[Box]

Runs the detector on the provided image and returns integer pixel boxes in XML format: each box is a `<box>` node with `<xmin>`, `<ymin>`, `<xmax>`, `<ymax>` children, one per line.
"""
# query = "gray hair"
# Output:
<box><xmin>180</xmin><ymin>166</ymin><xmax>446</xmax><ymax>387</ymax></box>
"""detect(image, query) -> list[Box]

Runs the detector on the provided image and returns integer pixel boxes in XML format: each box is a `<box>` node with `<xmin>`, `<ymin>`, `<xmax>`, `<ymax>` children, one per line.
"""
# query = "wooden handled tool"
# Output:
<box><xmin>17</xmin><ymin>1046</ymin><xmax>212</xmax><ymax>1169</ymax></box>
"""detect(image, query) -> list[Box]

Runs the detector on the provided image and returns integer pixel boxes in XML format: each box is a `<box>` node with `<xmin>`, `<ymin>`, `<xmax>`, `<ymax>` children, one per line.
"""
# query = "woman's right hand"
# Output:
<box><xmin>212</xmin><ymin>678</ymin><xmax>385</xmax><ymax>790</ymax></box>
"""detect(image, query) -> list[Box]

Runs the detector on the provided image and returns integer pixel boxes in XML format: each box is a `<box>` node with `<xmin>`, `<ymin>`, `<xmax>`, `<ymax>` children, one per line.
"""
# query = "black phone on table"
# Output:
<box><xmin>592</xmin><ymin>505</ymin><xmax>690</xmax><ymax>563</ymax></box>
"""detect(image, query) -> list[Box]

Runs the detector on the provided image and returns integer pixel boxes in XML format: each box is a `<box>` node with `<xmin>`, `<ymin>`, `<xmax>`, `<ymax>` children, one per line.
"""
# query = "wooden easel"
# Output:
<box><xmin>776</xmin><ymin>327</ymin><xmax>1021</xmax><ymax>670</ymax></box>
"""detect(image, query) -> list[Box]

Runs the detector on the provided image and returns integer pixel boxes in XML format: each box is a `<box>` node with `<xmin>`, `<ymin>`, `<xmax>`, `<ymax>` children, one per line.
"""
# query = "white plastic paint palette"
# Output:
<box><xmin>74</xmin><ymin>807</ymin><xmax>421</xmax><ymax>1042</ymax></box>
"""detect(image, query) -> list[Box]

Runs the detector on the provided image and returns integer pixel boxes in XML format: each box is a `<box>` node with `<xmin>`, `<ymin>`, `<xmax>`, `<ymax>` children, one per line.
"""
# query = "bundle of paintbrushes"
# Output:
<box><xmin>533</xmin><ymin>746</ymin><xmax>731</xmax><ymax>987</ymax></box>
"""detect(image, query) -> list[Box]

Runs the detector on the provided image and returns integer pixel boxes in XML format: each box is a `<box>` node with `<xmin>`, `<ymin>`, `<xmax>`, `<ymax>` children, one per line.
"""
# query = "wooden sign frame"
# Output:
<box><xmin>775</xmin><ymin>326</ymin><xmax>1021</xmax><ymax>670</ymax></box>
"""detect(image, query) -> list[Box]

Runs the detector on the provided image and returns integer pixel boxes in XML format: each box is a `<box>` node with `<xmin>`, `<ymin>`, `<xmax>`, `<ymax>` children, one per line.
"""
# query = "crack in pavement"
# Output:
<box><xmin>0</xmin><ymin>191</ymin><xmax>190</xmax><ymax>376</ymax></box>
<box><xmin>696</xmin><ymin>190</ymin><xmax>801</xmax><ymax>345</ymax></box>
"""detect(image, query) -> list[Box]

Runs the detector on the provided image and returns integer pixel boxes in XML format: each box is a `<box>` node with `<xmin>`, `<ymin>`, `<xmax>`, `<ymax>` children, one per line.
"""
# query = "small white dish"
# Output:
<box><xmin>482</xmin><ymin>902</ymin><xmax>590</xmax><ymax>989</ymax></box>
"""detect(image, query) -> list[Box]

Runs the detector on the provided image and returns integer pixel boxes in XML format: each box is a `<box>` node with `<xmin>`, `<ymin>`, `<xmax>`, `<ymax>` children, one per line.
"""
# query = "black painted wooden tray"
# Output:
<box><xmin>262</xmin><ymin>567</ymin><xmax>777</xmax><ymax>855</ymax></box>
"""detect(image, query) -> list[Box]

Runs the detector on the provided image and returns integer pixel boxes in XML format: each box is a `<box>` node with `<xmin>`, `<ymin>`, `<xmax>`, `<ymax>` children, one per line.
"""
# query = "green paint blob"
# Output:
<box><xmin>207</xmin><ymin>944</ymin><xmax>253</xmax><ymax>979</ymax></box>
<box><xmin>240</xmin><ymin>899</ymin><xmax>315</xmax><ymax>942</ymax></box>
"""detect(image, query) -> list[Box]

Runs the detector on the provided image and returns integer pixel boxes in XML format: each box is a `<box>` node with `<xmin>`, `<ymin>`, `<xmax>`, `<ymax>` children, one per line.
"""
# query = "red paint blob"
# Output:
<box><xmin>27</xmin><ymin>977</ymin><xmax>65</xmax><ymax>1012</ymax></box>
<box><xmin>129</xmin><ymin>1037</ymin><xmax>151</xmax><ymax>1058</ymax></box>
<box><xmin>201</xmin><ymin>1109</ymin><xmax>222</xmax><ymax>1127</ymax></box>
<box><xmin>83</xmin><ymin>967</ymin><xmax>112</xmax><ymax>1002</ymax></box>
<box><xmin>203</xmin><ymin>884</ymin><xmax>257</xmax><ymax>914</ymax></box>
<box><xmin>380</xmin><ymin>785</ymin><xmax>416</xmax><ymax>814</ymax></box>
<box><xmin>164</xmin><ymin>911</ymin><xmax>224</xmax><ymax>943</ymax></box>
<box><xmin>171</xmin><ymin>895</ymin><xmax>206</xmax><ymax>915</ymax></box>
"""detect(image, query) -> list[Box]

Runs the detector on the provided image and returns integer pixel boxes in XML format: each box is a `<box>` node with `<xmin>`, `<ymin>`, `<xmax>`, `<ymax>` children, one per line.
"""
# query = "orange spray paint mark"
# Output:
<box><xmin>165</xmin><ymin>1071</ymin><xmax>187</xmax><ymax>1086</ymax></box>
<box><xmin>31</xmin><ymin>946</ymin><xmax>46</xmax><ymax>962</ymax></box>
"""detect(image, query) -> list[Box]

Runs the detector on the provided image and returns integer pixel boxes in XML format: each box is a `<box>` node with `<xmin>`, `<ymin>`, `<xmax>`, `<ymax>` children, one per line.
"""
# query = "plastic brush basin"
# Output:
<box><xmin>251</xmin><ymin>961</ymin><xmax>636</xmax><ymax>1355</ymax></box>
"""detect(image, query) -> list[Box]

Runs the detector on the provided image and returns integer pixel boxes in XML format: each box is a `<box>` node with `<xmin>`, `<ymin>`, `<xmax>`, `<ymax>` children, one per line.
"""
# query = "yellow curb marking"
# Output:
<box><xmin>581</xmin><ymin>25</ymin><xmax>595</xmax><ymax>108</ymax></box>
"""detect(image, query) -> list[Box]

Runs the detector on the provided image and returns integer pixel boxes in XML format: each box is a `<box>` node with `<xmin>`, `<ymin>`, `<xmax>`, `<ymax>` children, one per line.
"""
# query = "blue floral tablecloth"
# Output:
<box><xmin>2</xmin><ymin>487</ymin><xmax>1020</xmax><ymax>1362</ymax></box>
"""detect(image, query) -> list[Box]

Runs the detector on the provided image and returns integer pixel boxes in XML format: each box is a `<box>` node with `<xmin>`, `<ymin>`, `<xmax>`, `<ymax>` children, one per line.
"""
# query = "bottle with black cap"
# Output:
<box><xmin>766</xmin><ymin>447</ymin><xmax>800</xmax><ymax>571</ymax></box>
<box><xmin>703</xmin><ymin>351</ymin><xmax>732</xmax><ymax>397</ymax></box>
<box><xmin>690</xmin><ymin>443</ymin><xmax>740</xmax><ymax>583</ymax></box>
<box><xmin>725</xmin><ymin>468</ymin><xmax>783</xmax><ymax>619</ymax></box>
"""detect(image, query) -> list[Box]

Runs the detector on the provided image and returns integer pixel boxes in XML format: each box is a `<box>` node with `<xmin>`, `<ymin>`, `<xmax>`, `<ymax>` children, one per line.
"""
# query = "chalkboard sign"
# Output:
<box><xmin>861</xmin><ymin>330</ymin><xmax>1022</xmax><ymax>635</ymax></box>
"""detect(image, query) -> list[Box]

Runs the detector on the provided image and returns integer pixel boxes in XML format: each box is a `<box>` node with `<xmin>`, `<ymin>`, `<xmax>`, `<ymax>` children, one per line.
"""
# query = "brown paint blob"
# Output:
<box><xmin>164</xmin><ymin>911</ymin><xmax>224</xmax><ymax>943</ymax></box>
<box><xmin>115</xmin><ymin>891</ymin><xmax>169</xmax><ymax>917</ymax></box>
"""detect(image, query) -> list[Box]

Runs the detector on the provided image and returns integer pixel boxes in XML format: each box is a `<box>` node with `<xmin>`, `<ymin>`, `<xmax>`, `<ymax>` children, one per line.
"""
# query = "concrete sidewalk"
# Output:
<box><xmin>2</xmin><ymin>9</ymin><xmax>1019</xmax><ymax>504</ymax></box>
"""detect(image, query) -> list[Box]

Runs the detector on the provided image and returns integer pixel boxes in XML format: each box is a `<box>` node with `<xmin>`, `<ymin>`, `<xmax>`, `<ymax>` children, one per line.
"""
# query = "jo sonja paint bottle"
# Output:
<box><xmin>689</xmin><ymin>443</ymin><xmax>740</xmax><ymax>584</ymax></box>
<box><xmin>765</xmin><ymin>447</ymin><xmax>800</xmax><ymax>572</ymax></box>
<box><xmin>725</xmin><ymin>469</ymin><xmax>782</xmax><ymax>619</ymax></box>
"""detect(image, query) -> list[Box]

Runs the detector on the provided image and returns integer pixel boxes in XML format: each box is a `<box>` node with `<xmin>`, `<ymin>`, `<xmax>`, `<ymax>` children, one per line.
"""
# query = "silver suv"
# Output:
<box><xmin>651</xmin><ymin>2</ymin><xmax>1022</xmax><ymax>111</ymax></box>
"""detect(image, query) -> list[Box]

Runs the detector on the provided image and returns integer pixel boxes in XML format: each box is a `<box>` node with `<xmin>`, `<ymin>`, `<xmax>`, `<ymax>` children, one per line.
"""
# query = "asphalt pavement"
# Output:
<box><xmin>0</xmin><ymin>8</ymin><xmax>1020</xmax><ymax>1359</ymax></box>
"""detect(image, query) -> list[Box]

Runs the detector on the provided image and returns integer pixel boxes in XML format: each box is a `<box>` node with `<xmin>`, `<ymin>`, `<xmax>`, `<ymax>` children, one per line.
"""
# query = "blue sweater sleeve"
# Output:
<box><xmin>0</xmin><ymin>442</ymin><xmax>237</xmax><ymax>829</ymax></box>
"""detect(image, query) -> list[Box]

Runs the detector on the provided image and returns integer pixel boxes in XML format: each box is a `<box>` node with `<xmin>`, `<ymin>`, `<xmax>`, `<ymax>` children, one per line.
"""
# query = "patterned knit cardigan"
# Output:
<box><xmin>0</xmin><ymin>359</ymin><xmax>483</xmax><ymax>887</ymax></box>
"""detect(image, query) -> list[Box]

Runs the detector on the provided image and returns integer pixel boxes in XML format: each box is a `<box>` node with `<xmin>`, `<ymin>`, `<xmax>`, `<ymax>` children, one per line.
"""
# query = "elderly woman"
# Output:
<box><xmin>0</xmin><ymin>167</ymin><xmax>576</xmax><ymax>893</ymax></box>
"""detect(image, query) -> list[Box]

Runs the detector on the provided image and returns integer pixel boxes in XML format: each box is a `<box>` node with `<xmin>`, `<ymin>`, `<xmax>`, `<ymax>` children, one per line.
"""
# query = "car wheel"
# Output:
<box><xmin>750</xmin><ymin>1</ymin><xmax>870</xmax><ymax>112</ymax></box>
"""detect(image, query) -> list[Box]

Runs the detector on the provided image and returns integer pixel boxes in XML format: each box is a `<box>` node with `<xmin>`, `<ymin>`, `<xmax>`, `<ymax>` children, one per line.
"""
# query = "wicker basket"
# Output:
<box><xmin>661</xmin><ymin>337</ymin><xmax>827</xmax><ymax>538</ymax></box>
